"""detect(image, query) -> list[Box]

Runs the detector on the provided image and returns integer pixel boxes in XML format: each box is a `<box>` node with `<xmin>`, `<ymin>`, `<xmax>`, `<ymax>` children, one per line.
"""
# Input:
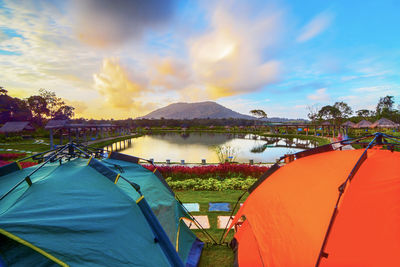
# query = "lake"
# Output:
<box><xmin>107</xmin><ymin>132</ymin><xmax>317</xmax><ymax>163</ymax></box>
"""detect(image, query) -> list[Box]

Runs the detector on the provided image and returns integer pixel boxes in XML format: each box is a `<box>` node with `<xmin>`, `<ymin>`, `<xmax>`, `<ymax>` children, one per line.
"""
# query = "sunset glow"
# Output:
<box><xmin>0</xmin><ymin>0</ymin><xmax>399</xmax><ymax>119</ymax></box>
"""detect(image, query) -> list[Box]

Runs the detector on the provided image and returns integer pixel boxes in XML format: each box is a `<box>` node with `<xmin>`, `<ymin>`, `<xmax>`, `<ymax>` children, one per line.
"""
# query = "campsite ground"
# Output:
<box><xmin>176</xmin><ymin>190</ymin><xmax>249</xmax><ymax>267</ymax></box>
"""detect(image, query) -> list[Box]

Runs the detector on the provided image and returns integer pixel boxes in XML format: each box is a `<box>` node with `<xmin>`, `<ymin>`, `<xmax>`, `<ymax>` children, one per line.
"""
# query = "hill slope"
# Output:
<box><xmin>140</xmin><ymin>101</ymin><xmax>255</xmax><ymax>120</ymax></box>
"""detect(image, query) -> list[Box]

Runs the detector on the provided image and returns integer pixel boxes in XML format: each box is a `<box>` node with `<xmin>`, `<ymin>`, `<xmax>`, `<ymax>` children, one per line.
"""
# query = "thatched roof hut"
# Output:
<box><xmin>0</xmin><ymin>121</ymin><xmax>34</xmax><ymax>133</ymax></box>
<box><xmin>355</xmin><ymin>120</ymin><xmax>372</xmax><ymax>128</ymax></box>
<box><xmin>342</xmin><ymin>121</ymin><xmax>356</xmax><ymax>128</ymax></box>
<box><xmin>370</xmin><ymin>118</ymin><xmax>399</xmax><ymax>128</ymax></box>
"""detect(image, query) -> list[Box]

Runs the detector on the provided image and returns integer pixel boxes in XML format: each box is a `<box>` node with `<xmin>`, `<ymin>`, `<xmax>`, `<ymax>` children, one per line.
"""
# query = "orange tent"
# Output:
<box><xmin>226</xmin><ymin>133</ymin><xmax>400</xmax><ymax>266</ymax></box>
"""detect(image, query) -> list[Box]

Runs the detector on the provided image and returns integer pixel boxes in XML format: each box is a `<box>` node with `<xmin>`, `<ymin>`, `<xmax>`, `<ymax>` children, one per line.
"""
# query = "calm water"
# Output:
<box><xmin>108</xmin><ymin>132</ymin><xmax>317</xmax><ymax>163</ymax></box>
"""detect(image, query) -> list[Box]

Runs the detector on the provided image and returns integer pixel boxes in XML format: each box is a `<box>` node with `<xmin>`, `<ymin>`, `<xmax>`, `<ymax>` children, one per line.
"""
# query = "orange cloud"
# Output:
<box><xmin>93</xmin><ymin>58</ymin><xmax>150</xmax><ymax>110</ymax></box>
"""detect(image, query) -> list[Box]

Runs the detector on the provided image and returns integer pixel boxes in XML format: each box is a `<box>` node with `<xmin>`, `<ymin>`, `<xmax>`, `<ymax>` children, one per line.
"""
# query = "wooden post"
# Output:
<box><xmin>68</xmin><ymin>128</ymin><xmax>72</xmax><ymax>143</ymax></box>
<box><xmin>59</xmin><ymin>129</ymin><xmax>63</xmax><ymax>145</ymax></box>
<box><xmin>314</xmin><ymin>125</ymin><xmax>317</xmax><ymax>136</ymax></box>
<box><xmin>49</xmin><ymin>129</ymin><xmax>54</xmax><ymax>149</ymax></box>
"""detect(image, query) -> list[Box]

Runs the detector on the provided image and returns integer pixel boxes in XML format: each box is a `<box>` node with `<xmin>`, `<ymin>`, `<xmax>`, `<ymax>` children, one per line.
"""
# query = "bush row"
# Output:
<box><xmin>0</xmin><ymin>136</ymin><xmax>24</xmax><ymax>142</ymax></box>
<box><xmin>165</xmin><ymin>177</ymin><xmax>257</xmax><ymax>191</ymax></box>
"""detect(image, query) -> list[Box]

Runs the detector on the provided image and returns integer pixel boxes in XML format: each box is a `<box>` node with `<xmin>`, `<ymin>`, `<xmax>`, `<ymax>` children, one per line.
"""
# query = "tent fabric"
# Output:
<box><xmin>320</xmin><ymin>149</ymin><xmax>400</xmax><ymax>267</ymax></box>
<box><xmin>0</xmin><ymin>156</ymin><xmax>202</xmax><ymax>266</ymax></box>
<box><xmin>228</xmin><ymin>149</ymin><xmax>400</xmax><ymax>266</ymax></box>
<box><xmin>102</xmin><ymin>157</ymin><xmax>202</xmax><ymax>264</ymax></box>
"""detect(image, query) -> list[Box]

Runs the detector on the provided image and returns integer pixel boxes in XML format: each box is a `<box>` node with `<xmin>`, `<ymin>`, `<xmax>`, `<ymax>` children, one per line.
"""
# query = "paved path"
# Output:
<box><xmin>332</xmin><ymin>142</ymin><xmax>354</xmax><ymax>150</ymax></box>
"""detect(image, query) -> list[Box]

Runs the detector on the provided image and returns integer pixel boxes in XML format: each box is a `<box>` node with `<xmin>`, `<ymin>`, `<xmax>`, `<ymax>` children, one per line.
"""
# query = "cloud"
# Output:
<box><xmin>93</xmin><ymin>58</ymin><xmax>150</xmax><ymax>110</ymax></box>
<box><xmin>65</xmin><ymin>100</ymin><xmax>88</xmax><ymax>116</ymax></box>
<box><xmin>0</xmin><ymin>29</ymin><xmax>7</xmax><ymax>42</ymax></box>
<box><xmin>72</xmin><ymin>0</ymin><xmax>177</xmax><ymax>47</ymax></box>
<box><xmin>150</xmin><ymin>58</ymin><xmax>193</xmax><ymax>91</ymax></box>
<box><xmin>307</xmin><ymin>88</ymin><xmax>330</xmax><ymax>102</ymax></box>
<box><xmin>187</xmin><ymin>2</ymin><xmax>282</xmax><ymax>99</ymax></box>
<box><xmin>297</xmin><ymin>12</ymin><xmax>333</xmax><ymax>42</ymax></box>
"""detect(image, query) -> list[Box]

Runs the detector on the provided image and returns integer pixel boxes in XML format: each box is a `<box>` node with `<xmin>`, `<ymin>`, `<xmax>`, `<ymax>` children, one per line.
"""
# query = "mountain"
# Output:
<box><xmin>140</xmin><ymin>101</ymin><xmax>256</xmax><ymax>120</ymax></box>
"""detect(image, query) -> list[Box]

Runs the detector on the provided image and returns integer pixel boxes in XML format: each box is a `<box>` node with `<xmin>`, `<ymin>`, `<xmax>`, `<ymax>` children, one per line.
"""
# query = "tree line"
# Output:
<box><xmin>307</xmin><ymin>95</ymin><xmax>400</xmax><ymax>125</ymax></box>
<box><xmin>0</xmin><ymin>87</ymin><xmax>74</xmax><ymax>126</ymax></box>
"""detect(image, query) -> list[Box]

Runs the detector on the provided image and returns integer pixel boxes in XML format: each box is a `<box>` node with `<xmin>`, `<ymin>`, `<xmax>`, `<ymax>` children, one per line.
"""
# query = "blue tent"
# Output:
<box><xmin>0</xmin><ymin>147</ymin><xmax>203</xmax><ymax>266</ymax></box>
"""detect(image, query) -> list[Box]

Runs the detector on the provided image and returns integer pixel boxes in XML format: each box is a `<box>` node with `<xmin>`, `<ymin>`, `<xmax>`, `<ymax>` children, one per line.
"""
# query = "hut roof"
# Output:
<box><xmin>45</xmin><ymin>120</ymin><xmax>68</xmax><ymax>129</ymax></box>
<box><xmin>321</xmin><ymin>121</ymin><xmax>331</xmax><ymax>126</ymax></box>
<box><xmin>342</xmin><ymin>121</ymin><xmax>356</xmax><ymax>127</ymax></box>
<box><xmin>0</xmin><ymin>121</ymin><xmax>34</xmax><ymax>133</ymax></box>
<box><xmin>355</xmin><ymin>120</ymin><xmax>372</xmax><ymax>128</ymax></box>
<box><xmin>45</xmin><ymin>120</ymin><xmax>115</xmax><ymax>129</ymax></box>
<box><xmin>370</xmin><ymin>118</ymin><xmax>398</xmax><ymax>128</ymax></box>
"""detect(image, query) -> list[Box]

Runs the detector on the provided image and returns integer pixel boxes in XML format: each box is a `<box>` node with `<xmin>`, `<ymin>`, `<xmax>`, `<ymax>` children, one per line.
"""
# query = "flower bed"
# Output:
<box><xmin>0</xmin><ymin>153</ymin><xmax>27</xmax><ymax>160</ymax></box>
<box><xmin>144</xmin><ymin>163</ymin><xmax>270</xmax><ymax>179</ymax></box>
<box><xmin>0</xmin><ymin>160</ymin><xmax>37</xmax><ymax>168</ymax></box>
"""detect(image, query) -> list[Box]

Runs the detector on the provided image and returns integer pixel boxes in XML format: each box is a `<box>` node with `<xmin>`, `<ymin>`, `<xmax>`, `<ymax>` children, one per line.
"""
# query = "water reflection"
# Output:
<box><xmin>108</xmin><ymin>132</ymin><xmax>316</xmax><ymax>163</ymax></box>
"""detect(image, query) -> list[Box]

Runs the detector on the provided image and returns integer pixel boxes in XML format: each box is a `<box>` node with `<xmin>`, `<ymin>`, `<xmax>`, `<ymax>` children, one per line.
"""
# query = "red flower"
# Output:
<box><xmin>143</xmin><ymin>163</ymin><xmax>270</xmax><ymax>179</ymax></box>
<box><xmin>0</xmin><ymin>153</ymin><xmax>27</xmax><ymax>160</ymax></box>
<box><xmin>0</xmin><ymin>160</ymin><xmax>37</xmax><ymax>168</ymax></box>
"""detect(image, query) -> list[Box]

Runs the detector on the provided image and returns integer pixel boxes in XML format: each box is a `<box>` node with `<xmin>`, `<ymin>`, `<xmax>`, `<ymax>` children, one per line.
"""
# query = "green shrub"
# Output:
<box><xmin>166</xmin><ymin>177</ymin><xmax>257</xmax><ymax>191</ymax></box>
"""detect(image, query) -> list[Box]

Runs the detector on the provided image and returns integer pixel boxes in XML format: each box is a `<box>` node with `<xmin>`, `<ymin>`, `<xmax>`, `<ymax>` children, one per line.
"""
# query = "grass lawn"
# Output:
<box><xmin>0</xmin><ymin>139</ymin><xmax>51</xmax><ymax>154</ymax></box>
<box><xmin>175</xmin><ymin>190</ymin><xmax>249</xmax><ymax>267</ymax></box>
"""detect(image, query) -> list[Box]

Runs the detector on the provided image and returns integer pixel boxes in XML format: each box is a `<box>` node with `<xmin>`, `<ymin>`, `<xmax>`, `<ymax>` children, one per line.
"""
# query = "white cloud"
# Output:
<box><xmin>297</xmin><ymin>12</ymin><xmax>333</xmax><ymax>42</ymax></box>
<box><xmin>352</xmin><ymin>86</ymin><xmax>395</xmax><ymax>94</ymax></box>
<box><xmin>307</xmin><ymin>88</ymin><xmax>330</xmax><ymax>102</ymax></box>
<box><xmin>187</xmin><ymin>2</ymin><xmax>283</xmax><ymax>99</ymax></box>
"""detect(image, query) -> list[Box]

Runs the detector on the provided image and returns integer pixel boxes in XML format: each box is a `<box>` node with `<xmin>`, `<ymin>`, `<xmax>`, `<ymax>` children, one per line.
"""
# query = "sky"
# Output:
<box><xmin>0</xmin><ymin>0</ymin><xmax>399</xmax><ymax>119</ymax></box>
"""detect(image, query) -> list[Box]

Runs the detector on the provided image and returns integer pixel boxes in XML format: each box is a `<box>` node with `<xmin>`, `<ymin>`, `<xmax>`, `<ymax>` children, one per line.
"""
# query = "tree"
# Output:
<box><xmin>0</xmin><ymin>86</ymin><xmax>8</xmax><ymax>95</ymax></box>
<box><xmin>333</xmin><ymin>101</ymin><xmax>353</xmax><ymax>120</ymax></box>
<box><xmin>9</xmin><ymin>98</ymin><xmax>32</xmax><ymax>121</ymax></box>
<box><xmin>38</xmin><ymin>89</ymin><xmax>75</xmax><ymax>119</ymax></box>
<box><xmin>317</xmin><ymin>105</ymin><xmax>341</xmax><ymax>123</ymax></box>
<box><xmin>376</xmin><ymin>95</ymin><xmax>394</xmax><ymax>114</ymax></box>
<box><xmin>307</xmin><ymin>104</ymin><xmax>320</xmax><ymax>123</ymax></box>
<box><xmin>356</xmin><ymin>109</ymin><xmax>374</xmax><ymax>119</ymax></box>
<box><xmin>376</xmin><ymin>95</ymin><xmax>396</xmax><ymax>119</ymax></box>
<box><xmin>250</xmin><ymin>109</ymin><xmax>267</xmax><ymax>119</ymax></box>
<box><xmin>0</xmin><ymin>87</ymin><xmax>31</xmax><ymax>123</ymax></box>
<box><xmin>27</xmin><ymin>95</ymin><xmax>49</xmax><ymax>125</ymax></box>
<box><xmin>52</xmin><ymin>105</ymin><xmax>75</xmax><ymax>120</ymax></box>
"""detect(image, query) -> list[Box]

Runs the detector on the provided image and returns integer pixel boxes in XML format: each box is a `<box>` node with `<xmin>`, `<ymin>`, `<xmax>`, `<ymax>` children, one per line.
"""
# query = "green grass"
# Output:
<box><xmin>0</xmin><ymin>139</ymin><xmax>50</xmax><ymax>154</ymax></box>
<box><xmin>175</xmin><ymin>190</ymin><xmax>248</xmax><ymax>267</ymax></box>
